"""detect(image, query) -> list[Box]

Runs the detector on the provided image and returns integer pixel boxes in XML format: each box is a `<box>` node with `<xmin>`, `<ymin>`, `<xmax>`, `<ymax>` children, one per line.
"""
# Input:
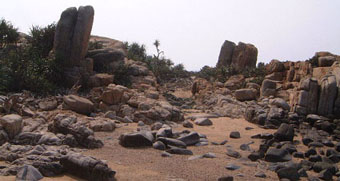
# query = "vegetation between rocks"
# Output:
<box><xmin>0</xmin><ymin>19</ymin><xmax>59</xmax><ymax>94</ymax></box>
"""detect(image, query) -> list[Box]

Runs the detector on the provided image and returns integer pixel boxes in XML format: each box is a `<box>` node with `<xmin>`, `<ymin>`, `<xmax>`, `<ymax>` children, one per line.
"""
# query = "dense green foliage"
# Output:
<box><xmin>112</xmin><ymin>62</ymin><xmax>132</xmax><ymax>88</ymax></box>
<box><xmin>0</xmin><ymin>19</ymin><xmax>19</xmax><ymax>48</ymax></box>
<box><xmin>244</xmin><ymin>62</ymin><xmax>266</xmax><ymax>85</ymax></box>
<box><xmin>125</xmin><ymin>40</ymin><xmax>190</xmax><ymax>83</ymax></box>
<box><xmin>0</xmin><ymin>19</ymin><xmax>57</xmax><ymax>94</ymax></box>
<box><xmin>196</xmin><ymin>62</ymin><xmax>266</xmax><ymax>84</ymax></box>
<box><xmin>28</xmin><ymin>24</ymin><xmax>56</xmax><ymax>58</ymax></box>
<box><xmin>196</xmin><ymin>65</ymin><xmax>238</xmax><ymax>82</ymax></box>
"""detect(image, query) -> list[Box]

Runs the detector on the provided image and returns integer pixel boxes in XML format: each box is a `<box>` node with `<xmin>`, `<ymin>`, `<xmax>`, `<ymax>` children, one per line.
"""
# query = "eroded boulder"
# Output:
<box><xmin>60</xmin><ymin>152</ymin><xmax>116</xmax><ymax>181</ymax></box>
<box><xmin>119</xmin><ymin>131</ymin><xmax>154</xmax><ymax>147</ymax></box>
<box><xmin>49</xmin><ymin>114</ymin><xmax>103</xmax><ymax>148</ymax></box>
<box><xmin>16</xmin><ymin>165</ymin><xmax>44</xmax><ymax>181</ymax></box>
<box><xmin>231</xmin><ymin>42</ymin><xmax>258</xmax><ymax>72</ymax></box>
<box><xmin>216</xmin><ymin>40</ymin><xmax>236</xmax><ymax>68</ymax></box>
<box><xmin>63</xmin><ymin>95</ymin><xmax>94</xmax><ymax>115</ymax></box>
<box><xmin>318</xmin><ymin>75</ymin><xmax>337</xmax><ymax>116</ymax></box>
<box><xmin>0</xmin><ymin>114</ymin><xmax>23</xmax><ymax>139</ymax></box>
<box><xmin>234</xmin><ymin>89</ymin><xmax>257</xmax><ymax>101</ymax></box>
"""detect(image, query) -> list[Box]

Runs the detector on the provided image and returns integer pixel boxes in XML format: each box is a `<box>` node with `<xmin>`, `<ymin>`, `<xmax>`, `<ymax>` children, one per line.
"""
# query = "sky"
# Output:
<box><xmin>1</xmin><ymin>0</ymin><xmax>340</xmax><ymax>71</ymax></box>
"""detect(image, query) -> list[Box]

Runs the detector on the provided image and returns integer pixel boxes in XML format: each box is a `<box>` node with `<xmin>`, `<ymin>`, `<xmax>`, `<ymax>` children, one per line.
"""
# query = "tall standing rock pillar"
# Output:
<box><xmin>70</xmin><ymin>6</ymin><xmax>94</xmax><ymax>67</ymax></box>
<box><xmin>53</xmin><ymin>7</ymin><xmax>78</xmax><ymax>67</ymax></box>
<box><xmin>318</xmin><ymin>75</ymin><xmax>337</xmax><ymax>116</ymax></box>
<box><xmin>216</xmin><ymin>40</ymin><xmax>258</xmax><ymax>72</ymax></box>
<box><xmin>53</xmin><ymin>5</ymin><xmax>94</xmax><ymax>86</ymax></box>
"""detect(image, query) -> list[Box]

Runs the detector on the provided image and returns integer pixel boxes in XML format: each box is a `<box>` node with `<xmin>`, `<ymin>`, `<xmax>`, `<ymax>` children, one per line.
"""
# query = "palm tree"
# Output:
<box><xmin>153</xmin><ymin>39</ymin><xmax>163</xmax><ymax>59</ymax></box>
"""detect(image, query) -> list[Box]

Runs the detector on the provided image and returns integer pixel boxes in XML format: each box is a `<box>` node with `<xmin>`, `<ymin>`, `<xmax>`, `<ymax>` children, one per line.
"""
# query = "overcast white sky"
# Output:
<box><xmin>1</xmin><ymin>0</ymin><xmax>340</xmax><ymax>70</ymax></box>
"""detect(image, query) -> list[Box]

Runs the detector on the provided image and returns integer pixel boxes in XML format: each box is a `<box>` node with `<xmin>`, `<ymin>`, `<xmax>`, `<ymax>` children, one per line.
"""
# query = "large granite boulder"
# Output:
<box><xmin>101</xmin><ymin>84</ymin><xmax>129</xmax><ymax>105</ymax></box>
<box><xmin>53</xmin><ymin>7</ymin><xmax>78</xmax><ymax>67</ymax></box>
<box><xmin>49</xmin><ymin>114</ymin><xmax>103</xmax><ymax>148</ymax></box>
<box><xmin>332</xmin><ymin>64</ymin><xmax>340</xmax><ymax>118</ymax></box>
<box><xmin>260</xmin><ymin>79</ymin><xmax>277</xmax><ymax>97</ymax></box>
<box><xmin>274</xmin><ymin>123</ymin><xmax>294</xmax><ymax>141</ymax></box>
<box><xmin>291</xmin><ymin>78</ymin><xmax>319</xmax><ymax>115</ymax></box>
<box><xmin>318</xmin><ymin>56</ymin><xmax>336</xmax><ymax>67</ymax></box>
<box><xmin>216</xmin><ymin>40</ymin><xmax>236</xmax><ymax>68</ymax></box>
<box><xmin>287</xmin><ymin>61</ymin><xmax>313</xmax><ymax>82</ymax></box>
<box><xmin>60</xmin><ymin>152</ymin><xmax>116</xmax><ymax>181</ymax></box>
<box><xmin>88</xmin><ymin>73</ymin><xmax>114</xmax><ymax>88</ymax></box>
<box><xmin>70</xmin><ymin>6</ymin><xmax>95</xmax><ymax>66</ymax></box>
<box><xmin>88</xmin><ymin>49</ymin><xmax>125</xmax><ymax>73</ymax></box>
<box><xmin>216</xmin><ymin>40</ymin><xmax>258</xmax><ymax>72</ymax></box>
<box><xmin>234</xmin><ymin>89</ymin><xmax>257</xmax><ymax>101</ymax></box>
<box><xmin>318</xmin><ymin>75</ymin><xmax>337</xmax><ymax>116</ymax></box>
<box><xmin>63</xmin><ymin>95</ymin><xmax>94</xmax><ymax>115</ymax></box>
<box><xmin>0</xmin><ymin>114</ymin><xmax>23</xmax><ymax>139</ymax></box>
<box><xmin>54</xmin><ymin>6</ymin><xmax>94</xmax><ymax>67</ymax></box>
<box><xmin>266</xmin><ymin>59</ymin><xmax>285</xmax><ymax>74</ymax></box>
<box><xmin>119</xmin><ymin>131</ymin><xmax>154</xmax><ymax>147</ymax></box>
<box><xmin>231</xmin><ymin>42</ymin><xmax>258</xmax><ymax>72</ymax></box>
<box><xmin>224</xmin><ymin>75</ymin><xmax>245</xmax><ymax>90</ymax></box>
<box><xmin>16</xmin><ymin>165</ymin><xmax>44</xmax><ymax>181</ymax></box>
<box><xmin>53</xmin><ymin>6</ymin><xmax>94</xmax><ymax>87</ymax></box>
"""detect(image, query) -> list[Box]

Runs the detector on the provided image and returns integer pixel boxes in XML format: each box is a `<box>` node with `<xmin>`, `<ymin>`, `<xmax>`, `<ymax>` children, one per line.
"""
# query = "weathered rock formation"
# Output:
<box><xmin>216</xmin><ymin>40</ymin><xmax>235</xmax><ymax>68</ymax></box>
<box><xmin>290</xmin><ymin>78</ymin><xmax>319</xmax><ymax>115</ymax></box>
<box><xmin>216</xmin><ymin>41</ymin><xmax>258</xmax><ymax>72</ymax></box>
<box><xmin>52</xmin><ymin>6</ymin><xmax>95</xmax><ymax>87</ymax></box>
<box><xmin>255</xmin><ymin>52</ymin><xmax>340</xmax><ymax>118</ymax></box>
<box><xmin>54</xmin><ymin>6</ymin><xmax>94</xmax><ymax>67</ymax></box>
<box><xmin>318</xmin><ymin>75</ymin><xmax>337</xmax><ymax>116</ymax></box>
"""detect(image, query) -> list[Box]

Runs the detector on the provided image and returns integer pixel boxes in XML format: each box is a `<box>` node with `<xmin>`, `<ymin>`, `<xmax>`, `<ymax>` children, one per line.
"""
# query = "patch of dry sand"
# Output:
<box><xmin>84</xmin><ymin>116</ymin><xmax>280</xmax><ymax>181</ymax></box>
<box><xmin>1</xmin><ymin>114</ymin><xmax>316</xmax><ymax>181</ymax></box>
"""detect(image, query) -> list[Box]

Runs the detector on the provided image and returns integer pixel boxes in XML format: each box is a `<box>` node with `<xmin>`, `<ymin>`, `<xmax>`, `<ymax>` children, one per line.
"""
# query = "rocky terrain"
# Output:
<box><xmin>1</xmin><ymin>5</ymin><xmax>340</xmax><ymax>181</ymax></box>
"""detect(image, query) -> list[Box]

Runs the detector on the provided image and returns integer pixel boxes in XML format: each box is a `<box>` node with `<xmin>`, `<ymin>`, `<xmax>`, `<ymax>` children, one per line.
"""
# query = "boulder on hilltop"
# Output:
<box><xmin>216</xmin><ymin>40</ymin><xmax>258</xmax><ymax>72</ymax></box>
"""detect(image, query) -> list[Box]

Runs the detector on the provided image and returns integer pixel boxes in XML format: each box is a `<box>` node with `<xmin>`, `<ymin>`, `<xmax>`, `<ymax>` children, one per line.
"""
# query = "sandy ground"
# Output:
<box><xmin>83</xmin><ymin>115</ymin><xmax>280</xmax><ymax>181</ymax></box>
<box><xmin>0</xmin><ymin>112</ymin><xmax>319</xmax><ymax>181</ymax></box>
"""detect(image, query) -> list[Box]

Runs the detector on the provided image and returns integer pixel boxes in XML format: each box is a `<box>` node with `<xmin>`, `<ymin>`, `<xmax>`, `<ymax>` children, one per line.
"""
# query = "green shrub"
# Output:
<box><xmin>246</xmin><ymin>62</ymin><xmax>266</xmax><ymax>85</ymax></box>
<box><xmin>196</xmin><ymin>62</ymin><xmax>266</xmax><ymax>84</ymax></box>
<box><xmin>0</xmin><ymin>19</ymin><xmax>19</xmax><ymax>48</ymax></box>
<box><xmin>0</xmin><ymin>20</ymin><xmax>57</xmax><ymax>94</ymax></box>
<box><xmin>172</xmin><ymin>64</ymin><xmax>190</xmax><ymax>78</ymax></box>
<box><xmin>197</xmin><ymin>66</ymin><xmax>217</xmax><ymax>81</ymax></box>
<box><xmin>124</xmin><ymin>40</ymin><xmax>190</xmax><ymax>84</ymax></box>
<box><xmin>196</xmin><ymin>65</ymin><xmax>238</xmax><ymax>83</ymax></box>
<box><xmin>112</xmin><ymin>62</ymin><xmax>132</xmax><ymax>88</ymax></box>
<box><xmin>125</xmin><ymin>42</ymin><xmax>147</xmax><ymax>62</ymax></box>
<box><xmin>0</xmin><ymin>47</ymin><xmax>56</xmax><ymax>93</ymax></box>
<box><xmin>28</xmin><ymin>23</ymin><xmax>56</xmax><ymax>58</ymax></box>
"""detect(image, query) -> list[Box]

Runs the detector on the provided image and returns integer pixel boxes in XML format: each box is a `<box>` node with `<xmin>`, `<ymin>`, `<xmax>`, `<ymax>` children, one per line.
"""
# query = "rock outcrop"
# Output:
<box><xmin>216</xmin><ymin>40</ymin><xmax>236</xmax><ymax>68</ymax></box>
<box><xmin>291</xmin><ymin>78</ymin><xmax>319</xmax><ymax>115</ymax></box>
<box><xmin>53</xmin><ymin>6</ymin><xmax>96</xmax><ymax>87</ymax></box>
<box><xmin>60</xmin><ymin>152</ymin><xmax>116</xmax><ymax>181</ymax></box>
<box><xmin>63</xmin><ymin>95</ymin><xmax>94</xmax><ymax>115</ymax></box>
<box><xmin>216</xmin><ymin>40</ymin><xmax>258</xmax><ymax>72</ymax></box>
<box><xmin>54</xmin><ymin>6</ymin><xmax>94</xmax><ymax>67</ymax></box>
<box><xmin>0</xmin><ymin>114</ymin><xmax>22</xmax><ymax>139</ymax></box>
<box><xmin>318</xmin><ymin>75</ymin><xmax>337</xmax><ymax>116</ymax></box>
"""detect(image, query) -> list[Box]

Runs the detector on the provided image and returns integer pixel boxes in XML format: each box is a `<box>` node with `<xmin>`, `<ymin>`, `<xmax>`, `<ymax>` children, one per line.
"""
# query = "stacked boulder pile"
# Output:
<box><xmin>194</xmin><ymin>40</ymin><xmax>340</xmax><ymax>180</ymax></box>
<box><xmin>119</xmin><ymin>118</ymin><xmax>213</xmax><ymax>156</ymax></box>
<box><xmin>216</xmin><ymin>40</ymin><xmax>258</xmax><ymax>72</ymax></box>
<box><xmin>191</xmin><ymin>41</ymin><xmax>260</xmax><ymax>118</ymax></box>
<box><xmin>243</xmin><ymin>52</ymin><xmax>340</xmax><ymax>180</ymax></box>
<box><xmin>0</xmin><ymin>95</ymin><xmax>115</xmax><ymax>180</ymax></box>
